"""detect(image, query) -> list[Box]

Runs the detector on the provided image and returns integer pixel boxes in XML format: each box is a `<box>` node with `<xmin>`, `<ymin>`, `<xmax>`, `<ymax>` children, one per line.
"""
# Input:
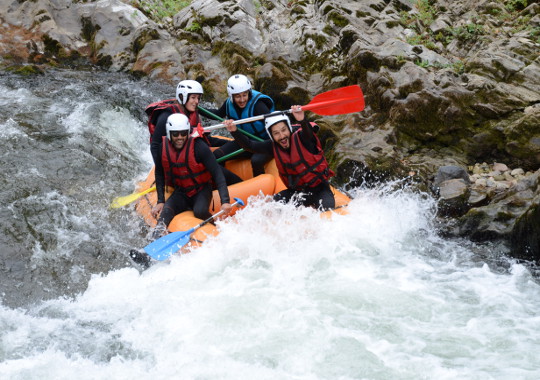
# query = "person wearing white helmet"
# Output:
<box><xmin>151</xmin><ymin>113</ymin><xmax>232</xmax><ymax>231</ymax></box>
<box><xmin>129</xmin><ymin>112</ymin><xmax>237</xmax><ymax>268</ymax></box>
<box><xmin>224</xmin><ymin>105</ymin><xmax>335</xmax><ymax>210</ymax></box>
<box><xmin>145</xmin><ymin>80</ymin><xmax>204</xmax><ymax>167</ymax></box>
<box><xmin>205</xmin><ymin>74</ymin><xmax>275</xmax><ymax>177</ymax></box>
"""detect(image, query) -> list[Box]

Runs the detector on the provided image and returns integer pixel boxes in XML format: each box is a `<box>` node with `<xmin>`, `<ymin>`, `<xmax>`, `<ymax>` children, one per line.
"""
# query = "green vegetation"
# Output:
<box><xmin>130</xmin><ymin>0</ymin><xmax>190</xmax><ymax>22</ymax></box>
<box><xmin>185</xmin><ymin>21</ymin><xmax>201</xmax><ymax>33</ymax></box>
<box><xmin>5</xmin><ymin>64</ymin><xmax>44</xmax><ymax>75</ymax></box>
<box><xmin>328</xmin><ymin>11</ymin><xmax>349</xmax><ymax>28</ymax></box>
<box><xmin>504</xmin><ymin>0</ymin><xmax>528</xmax><ymax>12</ymax></box>
<box><xmin>397</xmin><ymin>0</ymin><xmax>538</xmax><ymax>72</ymax></box>
<box><xmin>399</xmin><ymin>0</ymin><xmax>436</xmax><ymax>28</ymax></box>
<box><xmin>412</xmin><ymin>58</ymin><xmax>465</xmax><ymax>74</ymax></box>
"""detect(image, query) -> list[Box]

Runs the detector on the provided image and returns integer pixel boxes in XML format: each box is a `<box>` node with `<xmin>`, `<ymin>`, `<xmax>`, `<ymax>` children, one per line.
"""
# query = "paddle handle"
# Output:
<box><xmin>203</xmin><ymin>114</ymin><xmax>270</xmax><ymax>132</ymax></box>
<box><xmin>194</xmin><ymin>197</ymin><xmax>245</xmax><ymax>230</ymax></box>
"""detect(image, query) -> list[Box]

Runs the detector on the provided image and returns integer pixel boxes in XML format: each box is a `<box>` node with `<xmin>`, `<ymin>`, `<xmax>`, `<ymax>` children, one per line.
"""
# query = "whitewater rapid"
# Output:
<box><xmin>1</xmin><ymin>69</ymin><xmax>539</xmax><ymax>379</ymax></box>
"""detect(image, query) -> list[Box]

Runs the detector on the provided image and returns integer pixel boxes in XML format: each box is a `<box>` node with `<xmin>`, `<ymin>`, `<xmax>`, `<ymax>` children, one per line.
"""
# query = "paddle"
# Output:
<box><xmin>198</xmin><ymin>106</ymin><xmax>265</xmax><ymax>142</ymax></box>
<box><xmin>203</xmin><ymin>85</ymin><xmax>364</xmax><ymax>133</ymax></box>
<box><xmin>112</xmin><ymin>85</ymin><xmax>364</xmax><ymax>209</ymax></box>
<box><xmin>110</xmin><ymin>186</ymin><xmax>156</xmax><ymax>209</ymax></box>
<box><xmin>144</xmin><ymin>197</ymin><xmax>245</xmax><ymax>261</ymax></box>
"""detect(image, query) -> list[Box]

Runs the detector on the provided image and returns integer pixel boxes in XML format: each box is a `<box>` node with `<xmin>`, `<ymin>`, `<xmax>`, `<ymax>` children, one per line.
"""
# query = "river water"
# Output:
<box><xmin>1</xmin><ymin>69</ymin><xmax>539</xmax><ymax>379</ymax></box>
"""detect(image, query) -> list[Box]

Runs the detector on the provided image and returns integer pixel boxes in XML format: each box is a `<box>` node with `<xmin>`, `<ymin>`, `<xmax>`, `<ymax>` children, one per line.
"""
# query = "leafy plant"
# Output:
<box><xmin>131</xmin><ymin>0</ymin><xmax>190</xmax><ymax>21</ymax></box>
<box><xmin>447</xmin><ymin>23</ymin><xmax>485</xmax><ymax>42</ymax></box>
<box><xmin>416</xmin><ymin>0</ymin><xmax>435</xmax><ymax>26</ymax></box>
<box><xmin>505</xmin><ymin>0</ymin><xmax>528</xmax><ymax>12</ymax></box>
<box><xmin>185</xmin><ymin>21</ymin><xmax>201</xmax><ymax>33</ymax></box>
<box><xmin>414</xmin><ymin>59</ymin><xmax>431</xmax><ymax>68</ymax></box>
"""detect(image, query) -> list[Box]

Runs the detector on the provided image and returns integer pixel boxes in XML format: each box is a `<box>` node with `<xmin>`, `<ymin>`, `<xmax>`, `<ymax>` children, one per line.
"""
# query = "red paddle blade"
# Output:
<box><xmin>302</xmin><ymin>85</ymin><xmax>365</xmax><ymax>116</ymax></box>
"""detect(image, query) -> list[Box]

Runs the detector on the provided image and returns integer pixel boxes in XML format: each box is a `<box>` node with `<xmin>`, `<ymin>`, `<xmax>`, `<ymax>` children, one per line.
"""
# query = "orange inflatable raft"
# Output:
<box><xmin>135</xmin><ymin>156</ymin><xmax>350</xmax><ymax>250</ymax></box>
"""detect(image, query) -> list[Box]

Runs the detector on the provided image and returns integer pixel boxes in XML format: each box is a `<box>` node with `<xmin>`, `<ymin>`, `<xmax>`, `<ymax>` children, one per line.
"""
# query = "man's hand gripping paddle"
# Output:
<box><xmin>143</xmin><ymin>197</ymin><xmax>245</xmax><ymax>261</ymax></box>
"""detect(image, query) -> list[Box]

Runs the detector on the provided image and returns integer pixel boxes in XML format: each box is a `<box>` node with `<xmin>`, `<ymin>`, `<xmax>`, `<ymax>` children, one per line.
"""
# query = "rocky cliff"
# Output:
<box><xmin>1</xmin><ymin>0</ymin><xmax>538</xmax><ymax>262</ymax></box>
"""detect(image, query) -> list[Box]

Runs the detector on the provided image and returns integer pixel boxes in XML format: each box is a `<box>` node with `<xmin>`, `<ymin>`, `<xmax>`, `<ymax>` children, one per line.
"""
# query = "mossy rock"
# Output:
<box><xmin>328</xmin><ymin>11</ymin><xmax>349</xmax><ymax>28</ymax></box>
<box><xmin>80</xmin><ymin>16</ymin><xmax>101</xmax><ymax>42</ymax></box>
<box><xmin>133</xmin><ymin>28</ymin><xmax>160</xmax><ymax>55</ymax></box>
<box><xmin>212</xmin><ymin>40</ymin><xmax>265</xmax><ymax>74</ymax></box>
<box><xmin>503</xmin><ymin>111</ymin><xmax>540</xmax><ymax>169</ymax></box>
<box><xmin>333</xmin><ymin>154</ymin><xmax>405</xmax><ymax>188</ymax></box>
<box><xmin>5</xmin><ymin>64</ymin><xmax>44</xmax><ymax>75</ymax></box>
<box><xmin>252</xmin><ymin>62</ymin><xmax>294</xmax><ymax>109</ymax></box>
<box><xmin>339</xmin><ymin>29</ymin><xmax>358</xmax><ymax>52</ymax></box>
<box><xmin>511</xmin><ymin>201</ymin><xmax>540</xmax><ymax>263</ymax></box>
<box><xmin>304</xmin><ymin>33</ymin><xmax>327</xmax><ymax>50</ymax></box>
<box><xmin>462</xmin><ymin>128</ymin><xmax>507</xmax><ymax>163</ymax></box>
<box><xmin>42</xmin><ymin>35</ymin><xmax>67</xmax><ymax>58</ymax></box>
<box><xmin>333</xmin><ymin>158</ymin><xmax>370</xmax><ymax>188</ymax></box>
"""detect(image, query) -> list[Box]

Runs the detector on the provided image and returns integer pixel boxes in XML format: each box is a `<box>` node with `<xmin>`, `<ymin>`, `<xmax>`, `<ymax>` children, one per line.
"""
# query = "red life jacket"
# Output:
<box><xmin>161</xmin><ymin>136</ymin><xmax>212</xmax><ymax>197</ymax></box>
<box><xmin>145</xmin><ymin>99</ymin><xmax>200</xmax><ymax>140</ymax></box>
<box><xmin>273</xmin><ymin>130</ymin><xmax>334</xmax><ymax>190</ymax></box>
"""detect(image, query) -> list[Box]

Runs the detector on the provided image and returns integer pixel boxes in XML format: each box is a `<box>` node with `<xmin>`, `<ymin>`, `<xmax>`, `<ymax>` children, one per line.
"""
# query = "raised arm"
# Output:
<box><xmin>224</xmin><ymin>119</ymin><xmax>274</xmax><ymax>155</ymax></box>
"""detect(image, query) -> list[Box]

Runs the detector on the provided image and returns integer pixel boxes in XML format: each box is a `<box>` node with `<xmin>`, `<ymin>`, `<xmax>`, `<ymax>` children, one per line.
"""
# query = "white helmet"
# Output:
<box><xmin>264</xmin><ymin>113</ymin><xmax>292</xmax><ymax>141</ymax></box>
<box><xmin>166</xmin><ymin>113</ymin><xmax>190</xmax><ymax>140</ymax></box>
<box><xmin>227</xmin><ymin>74</ymin><xmax>252</xmax><ymax>100</ymax></box>
<box><xmin>176</xmin><ymin>80</ymin><xmax>203</xmax><ymax>105</ymax></box>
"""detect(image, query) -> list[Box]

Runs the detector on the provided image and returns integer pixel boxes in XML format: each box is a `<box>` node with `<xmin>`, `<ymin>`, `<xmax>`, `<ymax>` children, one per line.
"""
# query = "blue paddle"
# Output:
<box><xmin>144</xmin><ymin>197</ymin><xmax>245</xmax><ymax>261</ymax></box>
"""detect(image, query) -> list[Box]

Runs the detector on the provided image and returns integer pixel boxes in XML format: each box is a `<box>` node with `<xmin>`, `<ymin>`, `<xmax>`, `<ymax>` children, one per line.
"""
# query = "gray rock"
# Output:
<box><xmin>437</xmin><ymin>178</ymin><xmax>471</xmax><ymax>217</ymax></box>
<box><xmin>432</xmin><ymin>165</ymin><xmax>471</xmax><ymax>192</ymax></box>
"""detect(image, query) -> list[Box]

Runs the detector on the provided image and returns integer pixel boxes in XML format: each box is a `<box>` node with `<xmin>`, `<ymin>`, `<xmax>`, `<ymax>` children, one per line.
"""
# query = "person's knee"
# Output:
<box><xmin>251</xmin><ymin>156</ymin><xmax>266</xmax><ymax>176</ymax></box>
<box><xmin>194</xmin><ymin>209</ymin><xmax>210</xmax><ymax>220</ymax></box>
<box><xmin>213</xmin><ymin>148</ymin><xmax>224</xmax><ymax>159</ymax></box>
<box><xmin>193</xmin><ymin>201</ymin><xmax>211</xmax><ymax>220</ymax></box>
<box><xmin>158</xmin><ymin>205</ymin><xmax>175</xmax><ymax>226</ymax></box>
<box><xmin>320</xmin><ymin>195</ymin><xmax>335</xmax><ymax>211</ymax></box>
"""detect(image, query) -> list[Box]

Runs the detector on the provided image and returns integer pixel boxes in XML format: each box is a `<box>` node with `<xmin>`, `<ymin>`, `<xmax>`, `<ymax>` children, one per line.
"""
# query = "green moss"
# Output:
<box><xmin>119</xmin><ymin>26</ymin><xmax>131</xmax><ymax>36</ymax></box>
<box><xmin>36</xmin><ymin>14</ymin><xmax>51</xmax><ymax>24</ymax></box>
<box><xmin>322</xmin><ymin>25</ymin><xmax>334</xmax><ymax>35</ymax></box>
<box><xmin>339</xmin><ymin>29</ymin><xmax>357</xmax><ymax>52</ymax></box>
<box><xmin>131</xmin><ymin>0</ymin><xmax>190</xmax><ymax>21</ymax></box>
<box><xmin>446</xmin><ymin>23</ymin><xmax>486</xmax><ymax>43</ymax></box>
<box><xmin>356</xmin><ymin>10</ymin><xmax>371</xmax><ymax>17</ymax></box>
<box><xmin>322</xmin><ymin>5</ymin><xmax>334</xmax><ymax>15</ymax></box>
<box><xmin>291</xmin><ymin>6</ymin><xmax>306</xmax><ymax>16</ymax></box>
<box><xmin>328</xmin><ymin>11</ymin><xmax>349</xmax><ymax>28</ymax></box>
<box><xmin>211</xmin><ymin>40</ymin><xmax>266</xmax><ymax>73</ymax></box>
<box><xmin>495</xmin><ymin>211</ymin><xmax>515</xmax><ymax>222</ymax></box>
<box><xmin>199</xmin><ymin>15</ymin><xmax>223</xmax><ymax>27</ymax></box>
<box><xmin>42</xmin><ymin>35</ymin><xmax>63</xmax><ymax>56</ymax></box>
<box><xmin>185</xmin><ymin>21</ymin><xmax>202</xmax><ymax>33</ymax></box>
<box><xmin>96</xmin><ymin>54</ymin><xmax>112</xmax><ymax>68</ymax></box>
<box><xmin>6</xmin><ymin>64</ymin><xmax>44</xmax><ymax>75</ymax></box>
<box><xmin>260</xmin><ymin>0</ymin><xmax>274</xmax><ymax>10</ymax></box>
<box><xmin>297</xmin><ymin>50</ymin><xmax>334</xmax><ymax>74</ymax></box>
<box><xmin>80</xmin><ymin>16</ymin><xmax>100</xmax><ymax>42</ymax></box>
<box><xmin>304</xmin><ymin>33</ymin><xmax>327</xmax><ymax>49</ymax></box>
<box><xmin>132</xmin><ymin>28</ymin><xmax>159</xmax><ymax>55</ymax></box>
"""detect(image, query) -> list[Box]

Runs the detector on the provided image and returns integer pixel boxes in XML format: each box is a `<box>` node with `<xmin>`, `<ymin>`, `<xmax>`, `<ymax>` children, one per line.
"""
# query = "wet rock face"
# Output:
<box><xmin>433</xmin><ymin>163</ymin><xmax>540</xmax><ymax>262</ymax></box>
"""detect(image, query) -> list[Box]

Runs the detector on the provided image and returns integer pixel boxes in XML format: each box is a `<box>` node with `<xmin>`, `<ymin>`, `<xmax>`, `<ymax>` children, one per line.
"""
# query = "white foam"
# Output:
<box><xmin>2</xmin><ymin>192</ymin><xmax>539</xmax><ymax>379</ymax></box>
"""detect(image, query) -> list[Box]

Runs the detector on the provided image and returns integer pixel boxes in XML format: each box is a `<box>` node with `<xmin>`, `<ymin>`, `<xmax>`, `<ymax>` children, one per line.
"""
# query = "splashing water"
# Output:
<box><xmin>0</xmin><ymin>70</ymin><xmax>539</xmax><ymax>379</ymax></box>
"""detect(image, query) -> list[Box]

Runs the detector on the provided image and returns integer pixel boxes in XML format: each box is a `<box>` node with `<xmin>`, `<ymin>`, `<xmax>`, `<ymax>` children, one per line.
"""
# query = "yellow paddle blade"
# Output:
<box><xmin>110</xmin><ymin>186</ymin><xmax>156</xmax><ymax>209</ymax></box>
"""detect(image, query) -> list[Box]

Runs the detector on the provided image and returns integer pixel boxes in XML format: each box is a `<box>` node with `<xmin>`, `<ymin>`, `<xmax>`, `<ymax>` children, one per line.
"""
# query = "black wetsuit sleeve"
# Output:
<box><xmin>203</xmin><ymin>102</ymin><xmax>227</xmax><ymax>120</ymax></box>
<box><xmin>253</xmin><ymin>99</ymin><xmax>271</xmax><ymax>116</ymax></box>
<box><xmin>194</xmin><ymin>139</ymin><xmax>230</xmax><ymax>205</ymax></box>
<box><xmin>297</xmin><ymin>118</ymin><xmax>318</xmax><ymax>154</ymax></box>
<box><xmin>231</xmin><ymin>130</ymin><xmax>274</xmax><ymax>155</ymax></box>
<box><xmin>154</xmin><ymin>142</ymin><xmax>166</xmax><ymax>204</ymax></box>
<box><xmin>150</xmin><ymin>110</ymin><xmax>172</xmax><ymax>166</ymax></box>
